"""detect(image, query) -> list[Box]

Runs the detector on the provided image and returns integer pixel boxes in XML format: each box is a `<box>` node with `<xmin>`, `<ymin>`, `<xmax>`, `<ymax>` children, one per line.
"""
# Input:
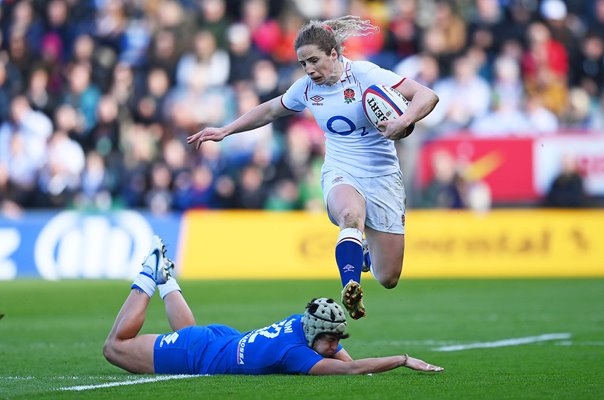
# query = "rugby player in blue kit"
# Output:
<box><xmin>103</xmin><ymin>236</ymin><xmax>444</xmax><ymax>375</ymax></box>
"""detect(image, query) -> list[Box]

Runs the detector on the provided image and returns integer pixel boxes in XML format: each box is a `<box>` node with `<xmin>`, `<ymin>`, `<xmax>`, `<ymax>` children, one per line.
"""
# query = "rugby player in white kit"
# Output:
<box><xmin>188</xmin><ymin>16</ymin><xmax>439</xmax><ymax>319</ymax></box>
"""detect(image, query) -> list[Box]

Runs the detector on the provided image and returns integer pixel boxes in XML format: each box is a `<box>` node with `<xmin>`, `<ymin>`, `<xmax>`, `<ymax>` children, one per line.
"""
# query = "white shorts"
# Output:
<box><xmin>321</xmin><ymin>169</ymin><xmax>406</xmax><ymax>234</ymax></box>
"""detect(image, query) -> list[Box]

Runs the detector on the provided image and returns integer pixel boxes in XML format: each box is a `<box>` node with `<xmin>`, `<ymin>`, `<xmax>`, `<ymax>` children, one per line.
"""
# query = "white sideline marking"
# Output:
<box><xmin>59</xmin><ymin>374</ymin><xmax>201</xmax><ymax>391</ymax></box>
<box><xmin>433</xmin><ymin>333</ymin><xmax>571</xmax><ymax>352</ymax></box>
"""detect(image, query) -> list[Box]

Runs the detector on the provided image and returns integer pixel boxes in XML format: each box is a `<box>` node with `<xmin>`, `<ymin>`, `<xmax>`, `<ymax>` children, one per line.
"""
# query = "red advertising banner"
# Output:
<box><xmin>418</xmin><ymin>135</ymin><xmax>536</xmax><ymax>202</ymax></box>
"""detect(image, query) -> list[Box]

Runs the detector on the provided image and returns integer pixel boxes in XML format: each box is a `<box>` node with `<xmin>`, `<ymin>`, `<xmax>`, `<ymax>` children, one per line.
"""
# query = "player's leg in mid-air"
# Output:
<box><xmin>362</xmin><ymin>170</ymin><xmax>406</xmax><ymax>288</ymax></box>
<box><xmin>325</xmin><ymin>182</ymin><xmax>367</xmax><ymax>320</ymax></box>
<box><xmin>103</xmin><ymin>235</ymin><xmax>193</xmax><ymax>373</ymax></box>
<box><xmin>364</xmin><ymin>227</ymin><xmax>404</xmax><ymax>288</ymax></box>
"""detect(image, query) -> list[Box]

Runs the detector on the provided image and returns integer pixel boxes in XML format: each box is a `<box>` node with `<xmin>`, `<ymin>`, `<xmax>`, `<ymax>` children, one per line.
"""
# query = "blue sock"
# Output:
<box><xmin>335</xmin><ymin>228</ymin><xmax>364</xmax><ymax>287</ymax></box>
<box><xmin>364</xmin><ymin>251</ymin><xmax>372</xmax><ymax>270</ymax></box>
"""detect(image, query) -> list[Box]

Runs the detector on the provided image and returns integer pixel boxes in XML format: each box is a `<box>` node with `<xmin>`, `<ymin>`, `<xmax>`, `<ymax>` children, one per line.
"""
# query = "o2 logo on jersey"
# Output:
<box><xmin>327</xmin><ymin>116</ymin><xmax>368</xmax><ymax>137</ymax></box>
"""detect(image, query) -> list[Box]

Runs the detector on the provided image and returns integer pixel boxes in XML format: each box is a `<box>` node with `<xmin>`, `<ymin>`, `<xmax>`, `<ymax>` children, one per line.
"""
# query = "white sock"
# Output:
<box><xmin>158</xmin><ymin>277</ymin><xmax>181</xmax><ymax>300</ymax></box>
<box><xmin>131</xmin><ymin>272</ymin><xmax>156</xmax><ymax>298</ymax></box>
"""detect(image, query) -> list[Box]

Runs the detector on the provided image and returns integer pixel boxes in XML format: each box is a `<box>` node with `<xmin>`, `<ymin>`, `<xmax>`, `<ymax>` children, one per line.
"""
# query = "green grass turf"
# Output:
<box><xmin>0</xmin><ymin>278</ymin><xmax>603</xmax><ymax>399</ymax></box>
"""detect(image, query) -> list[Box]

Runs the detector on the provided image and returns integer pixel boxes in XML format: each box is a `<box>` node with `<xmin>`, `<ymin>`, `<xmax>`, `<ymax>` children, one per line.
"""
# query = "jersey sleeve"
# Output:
<box><xmin>281</xmin><ymin>77</ymin><xmax>308</xmax><ymax>112</ymax></box>
<box><xmin>280</xmin><ymin>345</ymin><xmax>324</xmax><ymax>375</ymax></box>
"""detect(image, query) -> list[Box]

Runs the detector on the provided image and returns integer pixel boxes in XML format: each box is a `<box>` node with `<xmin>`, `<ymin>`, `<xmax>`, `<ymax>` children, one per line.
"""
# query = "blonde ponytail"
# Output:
<box><xmin>294</xmin><ymin>15</ymin><xmax>379</xmax><ymax>56</ymax></box>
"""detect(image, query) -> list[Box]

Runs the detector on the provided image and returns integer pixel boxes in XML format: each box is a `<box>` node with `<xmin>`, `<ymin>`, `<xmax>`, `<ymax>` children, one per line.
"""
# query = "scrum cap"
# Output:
<box><xmin>302</xmin><ymin>298</ymin><xmax>349</xmax><ymax>347</ymax></box>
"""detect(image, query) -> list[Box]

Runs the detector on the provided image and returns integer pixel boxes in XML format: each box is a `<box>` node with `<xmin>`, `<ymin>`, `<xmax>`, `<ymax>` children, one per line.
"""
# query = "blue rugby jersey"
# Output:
<box><xmin>193</xmin><ymin>314</ymin><xmax>331</xmax><ymax>375</ymax></box>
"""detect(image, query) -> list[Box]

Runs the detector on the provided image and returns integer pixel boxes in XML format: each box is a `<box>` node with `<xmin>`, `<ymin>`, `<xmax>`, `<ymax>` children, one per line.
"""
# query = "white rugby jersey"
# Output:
<box><xmin>281</xmin><ymin>58</ymin><xmax>405</xmax><ymax>177</ymax></box>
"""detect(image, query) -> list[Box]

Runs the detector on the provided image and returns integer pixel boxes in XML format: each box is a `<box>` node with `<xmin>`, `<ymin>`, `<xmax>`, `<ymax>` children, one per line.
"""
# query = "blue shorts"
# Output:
<box><xmin>154</xmin><ymin>324</ymin><xmax>241</xmax><ymax>374</ymax></box>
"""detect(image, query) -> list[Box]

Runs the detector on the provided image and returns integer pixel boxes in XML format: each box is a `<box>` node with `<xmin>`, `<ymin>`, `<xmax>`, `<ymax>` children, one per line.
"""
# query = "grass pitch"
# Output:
<box><xmin>0</xmin><ymin>278</ymin><xmax>603</xmax><ymax>399</ymax></box>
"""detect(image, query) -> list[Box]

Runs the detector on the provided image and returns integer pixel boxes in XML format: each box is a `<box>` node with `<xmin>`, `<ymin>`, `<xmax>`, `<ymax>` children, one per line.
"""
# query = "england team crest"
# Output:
<box><xmin>344</xmin><ymin>88</ymin><xmax>356</xmax><ymax>104</ymax></box>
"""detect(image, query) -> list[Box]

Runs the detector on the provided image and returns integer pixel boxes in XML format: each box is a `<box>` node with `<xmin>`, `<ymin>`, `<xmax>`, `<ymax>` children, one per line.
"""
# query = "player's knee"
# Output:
<box><xmin>338</xmin><ymin>207</ymin><xmax>363</xmax><ymax>227</ymax></box>
<box><xmin>103</xmin><ymin>338</ymin><xmax>117</xmax><ymax>365</ymax></box>
<box><xmin>380</xmin><ymin>276</ymin><xmax>399</xmax><ymax>289</ymax></box>
<box><xmin>375</xmin><ymin>271</ymin><xmax>401</xmax><ymax>289</ymax></box>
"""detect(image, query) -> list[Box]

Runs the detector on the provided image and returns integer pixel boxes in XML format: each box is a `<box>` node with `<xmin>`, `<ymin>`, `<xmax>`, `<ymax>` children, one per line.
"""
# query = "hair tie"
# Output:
<box><xmin>323</xmin><ymin>24</ymin><xmax>333</xmax><ymax>33</ymax></box>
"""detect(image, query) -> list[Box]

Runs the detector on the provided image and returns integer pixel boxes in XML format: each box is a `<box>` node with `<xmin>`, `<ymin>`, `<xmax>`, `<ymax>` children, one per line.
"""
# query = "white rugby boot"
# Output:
<box><xmin>142</xmin><ymin>235</ymin><xmax>173</xmax><ymax>284</ymax></box>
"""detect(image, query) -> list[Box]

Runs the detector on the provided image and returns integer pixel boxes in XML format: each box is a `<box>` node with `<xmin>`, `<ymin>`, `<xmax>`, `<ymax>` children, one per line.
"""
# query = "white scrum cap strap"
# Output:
<box><xmin>302</xmin><ymin>298</ymin><xmax>349</xmax><ymax>347</ymax></box>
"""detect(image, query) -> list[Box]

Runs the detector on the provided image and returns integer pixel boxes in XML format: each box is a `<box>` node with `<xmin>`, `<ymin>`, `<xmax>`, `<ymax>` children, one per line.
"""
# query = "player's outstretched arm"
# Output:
<box><xmin>308</xmin><ymin>354</ymin><xmax>444</xmax><ymax>375</ymax></box>
<box><xmin>186</xmin><ymin>96</ymin><xmax>294</xmax><ymax>149</ymax></box>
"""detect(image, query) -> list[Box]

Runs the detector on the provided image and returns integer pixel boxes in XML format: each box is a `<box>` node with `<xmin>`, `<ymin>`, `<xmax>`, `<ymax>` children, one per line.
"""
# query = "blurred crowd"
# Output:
<box><xmin>0</xmin><ymin>0</ymin><xmax>602</xmax><ymax>216</ymax></box>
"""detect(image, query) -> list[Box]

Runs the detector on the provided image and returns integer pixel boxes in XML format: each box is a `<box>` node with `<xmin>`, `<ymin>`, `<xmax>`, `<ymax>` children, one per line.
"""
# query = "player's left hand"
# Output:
<box><xmin>378</xmin><ymin>120</ymin><xmax>415</xmax><ymax>140</ymax></box>
<box><xmin>403</xmin><ymin>355</ymin><xmax>444</xmax><ymax>372</ymax></box>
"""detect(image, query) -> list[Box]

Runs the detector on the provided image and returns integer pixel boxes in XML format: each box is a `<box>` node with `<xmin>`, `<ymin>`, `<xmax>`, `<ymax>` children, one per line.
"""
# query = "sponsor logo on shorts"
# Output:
<box><xmin>160</xmin><ymin>332</ymin><xmax>180</xmax><ymax>347</ymax></box>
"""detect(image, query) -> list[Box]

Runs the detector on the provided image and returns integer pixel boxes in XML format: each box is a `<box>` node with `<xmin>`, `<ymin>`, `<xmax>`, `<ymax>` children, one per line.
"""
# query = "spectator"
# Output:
<box><xmin>38</xmin><ymin>129</ymin><xmax>86</xmax><ymax>208</ymax></box>
<box><xmin>0</xmin><ymin>96</ymin><xmax>52</xmax><ymax>170</ymax></box>
<box><xmin>226</xmin><ymin>23</ymin><xmax>263</xmax><ymax>85</ymax></box>
<box><xmin>431</xmin><ymin>53</ymin><xmax>491</xmax><ymax>134</ymax></box>
<box><xmin>220</xmin><ymin>84</ymin><xmax>274</xmax><ymax>166</ymax></box>
<box><xmin>242</xmin><ymin>0</ymin><xmax>282</xmax><ymax>56</ymax></box>
<box><xmin>94</xmin><ymin>0</ymin><xmax>127</xmax><ymax>52</ymax></box>
<box><xmin>118</xmin><ymin>124</ymin><xmax>156</xmax><ymax>208</ymax></box>
<box><xmin>71</xmin><ymin>34</ymin><xmax>114</xmax><ymax>93</ymax></box>
<box><xmin>394</xmin><ymin>52</ymin><xmax>441</xmax><ymax>91</ymax></box>
<box><xmin>232</xmin><ymin>163</ymin><xmax>268</xmax><ymax>209</ymax></box>
<box><xmin>420</xmin><ymin>150</ymin><xmax>466</xmax><ymax>209</ymax></box>
<box><xmin>524</xmin><ymin>93</ymin><xmax>559</xmax><ymax>134</ymax></box>
<box><xmin>521</xmin><ymin>21</ymin><xmax>568</xmax><ymax>116</ymax></box>
<box><xmin>147</xmin><ymin>29</ymin><xmax>181</xmax><ymax>85</ymax></box>
<box><xmin>381</xmin><ymin>0</ymin><xmax>423</xmax><ymax>68</ymax></box>
<box><xmin>543</xmin><ymin>154</ymin><xmax>588</xmax><ymax>208</ymax></box>
<box><xmin>44</xmin><ymin>0</ymin><xmax>78</xmax><ymax>61</ymax></box>
<box><xmin>25</xmin><ymin>66</ymin><xmax>58</xmax><ymax>118</ymax></box>
<box><xmin>107</xmin><ymin>62</ymin><xmax>137</xmax><ymax>122</ymax></box>
<box><xmin>145</xmin><ymin>161</ymin><xmax>173</xmax><ymax>215</ymax></box>
<box><xmin>6</xmin><ymin>0</ymin><xmax>44</xmax><ymax>58</ymax></box>
<box><xmin>6</xmin><ymin>32</ymin><xmax>34</xmax><ymax>87</ymax></box>
<box><xmin>561</xmin><ymin>87</ymin><xmax>593</xmax><ymax>129</ymax></box>
<box><xmin>173</xmin><ymin>163</ymin><xmax>215</xmax><ymax>210</ymax></box>
<box><xmin>166</xmin><ymin>64</ymin><xmax>233</xmax><ymax>133</ymax></box>
<box><xmin>89</xmin><ymin>95</ymin><xmax>121</xmax><ymax>157</ymax></box>
<box><xmin>175</xmin><ymin>29</ymin><xmax>230</xmax><ymax>89</ymax></box>
<box><xmin>571</xmin><ymin>32</ymin><xmax>604</xmax><ymax>98</ymax></box>
<box><xmin>252</xmin><ymin>59</ymin><xmax>281</xmax><ymax>104</ymax></box>
<box><xmin>470</xmin><ymin>55</ymin><xmax>528</xmax><ymax>136</ymax></box>
<box><xmin>134</xmin><ymin>67</ymin><xmax>170</xmax><ymax>125</ymax></box>
<box><xmin>539</xmin><ymin>0</ymin><xmax>580</xmax><ymax>63</ymax></box>
<box><xmin>61</xmin><ymin>62</ymin><xmax>102</xmax><ymax>133</ymax></box>
<box><xmin>74</xmin><ymin>150</ymin><xmax>113</xmax><ymax>210</ymax></box>
<box><xmin>466</xmin><ymin>0</ymin><xmax>507</xmax><ymax>59</ymax></box>
<box><xmin>53</xmin><ymin>103</ymin><xmax>86</xmax><ymax>151</ymax></box>
<box><xmin>195</xmin><ymin>0</ymin><xmax>232</xmax><ymax>50</ymax></box>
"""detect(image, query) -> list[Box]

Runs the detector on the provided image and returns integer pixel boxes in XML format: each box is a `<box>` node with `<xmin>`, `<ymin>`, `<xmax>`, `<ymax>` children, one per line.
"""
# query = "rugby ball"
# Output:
<box><xmin>362</xmin><ymin>84</ymin><xmax>414</xmax><ymax>137</ymax></box>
